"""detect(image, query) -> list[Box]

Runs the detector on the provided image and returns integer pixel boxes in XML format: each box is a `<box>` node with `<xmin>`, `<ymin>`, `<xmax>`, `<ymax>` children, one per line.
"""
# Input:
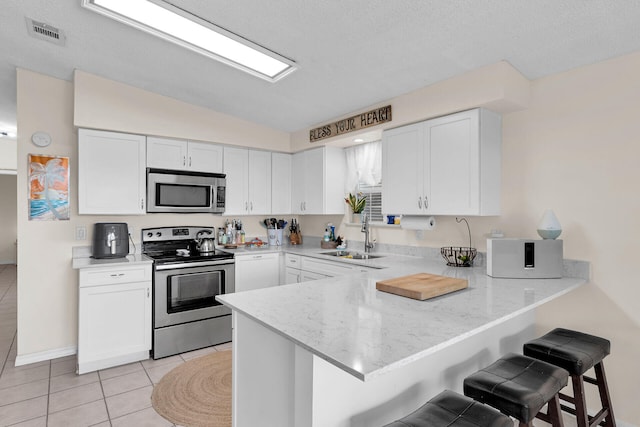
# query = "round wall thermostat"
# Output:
<box><xmin>31</xmin><ymin>131</ymin><xmax>52</xmax><ymax>147</ymax></box>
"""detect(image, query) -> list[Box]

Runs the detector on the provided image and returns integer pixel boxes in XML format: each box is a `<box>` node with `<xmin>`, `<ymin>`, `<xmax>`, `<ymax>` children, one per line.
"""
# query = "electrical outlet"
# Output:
<box><xmin>127</xmin><ymin>225</ymin><xmax>136</xmax><ymax>239</ymax></box>
<box><xmin>75</xmin><ymin>226</ymin><xmax>87</xmax><ymax>241</ymax></box>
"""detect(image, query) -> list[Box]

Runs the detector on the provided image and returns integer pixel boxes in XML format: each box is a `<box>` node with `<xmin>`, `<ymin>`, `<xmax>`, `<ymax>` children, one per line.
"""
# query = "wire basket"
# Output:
<box><xmin>440</xmin><ymin>246</ymin><xmax>477</xmax><ymax>267</ymax></box>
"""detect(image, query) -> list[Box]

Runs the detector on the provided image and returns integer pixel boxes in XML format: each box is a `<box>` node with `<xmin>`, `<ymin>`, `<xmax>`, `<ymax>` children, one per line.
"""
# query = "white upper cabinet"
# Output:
<box><xmin>271</xmin><ymin>152</ymin><xmax>292</xmax><ymax>215</ymax></box>
<box><xmin>147</xmin><ymin>136</ymin><xmax>223</xmax><ymax>173</ymax></box>
<box><xmin>292</xmin><ymin>146</ymin><xmax>345</xmax><ymax>215</ymax></box>
<box><xmin>78</xmin><ymin>129</ymin><xmax>146</xmax><ymax>215</ymax></box>
<box><xmin>223</xmin><ymin>147</ymin><xmax>272</xmax><ymax>215</ymax></box>
<box><xmin>381</xmin><ymin>122</ymin><xmax>425</xmax><ymax>215</ymax></box>
<box><xmin>382</xmin><ymin>108</ymin><xmax>501</xmax><ymax>216</ymax></box>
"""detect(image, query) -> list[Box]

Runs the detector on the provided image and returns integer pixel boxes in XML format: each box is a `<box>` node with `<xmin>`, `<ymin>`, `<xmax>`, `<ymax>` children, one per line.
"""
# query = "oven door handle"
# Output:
<box><xmin>154</xmin><ymin>260</ymin><xmax>235</xmax><ymax>270</ymax></box>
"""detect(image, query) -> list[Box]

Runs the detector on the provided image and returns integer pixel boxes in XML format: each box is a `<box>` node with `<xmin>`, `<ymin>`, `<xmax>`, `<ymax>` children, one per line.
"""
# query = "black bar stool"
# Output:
<box><xmin>463</xmin><ymin>353</ymin><xmax>569</xmax><ymax>427</ymax></box>
<box><xmin>384</xmin><ymin>390</ymin><xmax>513</xmax><ymax>427</ymax></box>
<box><xmin>523</xmin><ymin>328</ymin><xmax>616</xmax><ymax>427</ymax></box>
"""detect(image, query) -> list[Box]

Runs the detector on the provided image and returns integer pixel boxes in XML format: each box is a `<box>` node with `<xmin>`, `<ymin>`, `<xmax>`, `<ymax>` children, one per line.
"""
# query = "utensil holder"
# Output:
<box><xmin>268</xmin><ymin>229</ymin><xmax>284</xmax><ymax>246</ymax></box>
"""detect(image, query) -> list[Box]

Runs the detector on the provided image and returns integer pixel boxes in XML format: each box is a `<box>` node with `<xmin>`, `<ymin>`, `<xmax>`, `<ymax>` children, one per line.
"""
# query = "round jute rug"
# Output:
<box><xmin>151</xmin><ymin>350</ymin><xmax>232</xmax><ymax>427</ymax></box>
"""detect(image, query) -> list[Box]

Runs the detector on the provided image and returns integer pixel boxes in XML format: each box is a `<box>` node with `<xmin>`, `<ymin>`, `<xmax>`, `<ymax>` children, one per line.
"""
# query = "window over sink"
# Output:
<box><xmin>344</xmin><ymin>141</ymin><xmax>384</xmax><ymax>223</ymax></box>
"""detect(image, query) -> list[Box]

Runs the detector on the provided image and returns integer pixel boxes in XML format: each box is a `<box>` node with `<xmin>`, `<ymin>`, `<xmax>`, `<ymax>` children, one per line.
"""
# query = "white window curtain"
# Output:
<box><xmin>344</xmin><ymin>141</ymin><xmax>382</xmax><ymax>193</ymax></box>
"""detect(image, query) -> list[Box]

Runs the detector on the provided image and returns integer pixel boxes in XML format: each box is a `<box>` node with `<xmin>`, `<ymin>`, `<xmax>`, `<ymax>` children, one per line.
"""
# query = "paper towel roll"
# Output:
<box><xmin>400</xmin><ymin>215</ymin><xmax>436</xmax><ymax>230</ymax></box>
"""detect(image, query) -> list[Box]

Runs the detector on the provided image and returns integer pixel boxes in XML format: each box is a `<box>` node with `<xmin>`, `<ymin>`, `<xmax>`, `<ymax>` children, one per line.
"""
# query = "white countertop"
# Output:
<box><xmin>72</xmin><ymin>253</ymin><xmax>153</xmax><ymax>269</ymax></box>
<box><xmin>218</xmin><ymin>247</ymin><xmax>585</xmax><ymax>381</ymax></box>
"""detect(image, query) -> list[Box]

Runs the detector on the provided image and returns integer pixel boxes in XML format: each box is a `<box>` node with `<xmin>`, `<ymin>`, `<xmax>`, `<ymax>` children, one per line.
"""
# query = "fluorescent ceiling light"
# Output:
<box><xmin>82</xmin><ymin>0</ymin><xmax>297</xmax><ymax>82</ymax></box>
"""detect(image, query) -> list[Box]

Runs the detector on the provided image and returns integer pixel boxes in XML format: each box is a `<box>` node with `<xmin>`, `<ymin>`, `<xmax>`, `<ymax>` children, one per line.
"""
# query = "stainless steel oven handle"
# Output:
<box><xmin>154</xmin><ymin>259</ymin><xmax>235</xmax><ymax>270</ymax></box>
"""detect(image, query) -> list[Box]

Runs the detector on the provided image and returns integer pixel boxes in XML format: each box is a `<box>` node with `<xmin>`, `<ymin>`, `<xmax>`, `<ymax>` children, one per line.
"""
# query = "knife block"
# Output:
<box><xmin>289</xmin><ymin>231</ymin><xmax>302</xmax><ymax>245</ymax></box>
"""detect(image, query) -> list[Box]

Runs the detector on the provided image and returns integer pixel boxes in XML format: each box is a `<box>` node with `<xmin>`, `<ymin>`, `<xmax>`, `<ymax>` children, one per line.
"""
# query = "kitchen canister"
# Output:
<box><xmin>268</xmin><ymin>228</ymin><xmax>283</xmax><ymax>246</ymax></box>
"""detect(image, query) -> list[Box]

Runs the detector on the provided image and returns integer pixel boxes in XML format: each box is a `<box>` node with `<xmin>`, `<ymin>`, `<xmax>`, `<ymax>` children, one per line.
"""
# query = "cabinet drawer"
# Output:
<box><xmin>285</xmin><ymin>254</ymin><xmax>301</xmax><ymax>268</ymax></box>
<box><xmin>300</xmin><ymin>270</ymin><xmax>329</xmax><ymax>282</ymax></box>
<box><xmin>79</xmin><ymin>265</ymin><xmax>151</xmax><ymax>287</ymax></box>
<box><xmin>301</xmin><ymin>257</ymin><xmax>356</xmax><ymax>277</ymax></box>
<box><xmin>236</xmin><ymin>252</ymin><xmax>279</xmax><ymax>262</ymax></box>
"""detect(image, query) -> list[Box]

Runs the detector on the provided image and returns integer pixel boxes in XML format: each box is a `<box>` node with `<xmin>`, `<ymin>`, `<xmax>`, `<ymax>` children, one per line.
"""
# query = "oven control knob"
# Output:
<box><xmin>146</xmin><ymin>232</ymin><xmax>153</xmax><ymax>237</ymax></box>
<box><xmin>156</xmin><ymin>232</ymin><xmax>162</xmax><ymax>237</ymax></box>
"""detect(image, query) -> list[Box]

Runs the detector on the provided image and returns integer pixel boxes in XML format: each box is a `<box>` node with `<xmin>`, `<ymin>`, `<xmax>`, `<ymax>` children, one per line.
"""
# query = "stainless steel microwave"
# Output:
<box><xmin>147</xmin><ymin>168</ymin><xmax>226</xmax><ymax>214</ymax></box>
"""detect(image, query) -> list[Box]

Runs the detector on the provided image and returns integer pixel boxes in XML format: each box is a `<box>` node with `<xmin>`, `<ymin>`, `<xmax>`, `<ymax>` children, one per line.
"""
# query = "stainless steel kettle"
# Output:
<box><xmin>195</xmin><ymin>230</ymin><xmax>216</xmax><ymax>253</ymax></box>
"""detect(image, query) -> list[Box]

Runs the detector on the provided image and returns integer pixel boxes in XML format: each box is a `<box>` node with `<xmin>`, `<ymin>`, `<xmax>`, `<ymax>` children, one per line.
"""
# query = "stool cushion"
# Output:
<box><xmin>523</xmin><ymin>328</ymin><xmax>610</xmax><ymax>376</ymax></box>
<box><xmin>463</xmin><ymin>353</ymin><xmax>569</xmax><ymax>423</ymax></box>
<box><xmin>384</xmin><ymin>390</ymin><xmax>513</xmax><ymax>427</ymax></box>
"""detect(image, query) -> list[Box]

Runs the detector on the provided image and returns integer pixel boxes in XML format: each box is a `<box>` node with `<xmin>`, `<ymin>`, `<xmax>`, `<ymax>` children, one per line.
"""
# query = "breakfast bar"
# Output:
<box><xmin>218</xmin><ymin>252</ymin><xmax>586</xmax><ymax>427</ymax></box>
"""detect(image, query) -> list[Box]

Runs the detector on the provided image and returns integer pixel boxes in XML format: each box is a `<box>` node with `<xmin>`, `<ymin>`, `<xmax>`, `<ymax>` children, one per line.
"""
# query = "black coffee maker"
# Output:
<box><xmin>92</xmin><ymin>223</ymin><xmax>129</xmax><ymax>258</ymax></box>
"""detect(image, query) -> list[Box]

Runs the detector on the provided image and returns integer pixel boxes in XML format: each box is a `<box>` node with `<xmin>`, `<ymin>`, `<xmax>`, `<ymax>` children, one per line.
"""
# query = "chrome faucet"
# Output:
<box><xmin>361</xmin><ymin>213</ymin><xmax>375</xmax><ymax>253</ymax></box>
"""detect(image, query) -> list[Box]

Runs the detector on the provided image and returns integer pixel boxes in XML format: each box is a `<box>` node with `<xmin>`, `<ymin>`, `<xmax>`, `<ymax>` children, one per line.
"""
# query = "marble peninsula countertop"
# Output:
<box><xmin>218</xmin><ymin>243</ymin><xmax>586</xmax><ymax>381</ymax></box>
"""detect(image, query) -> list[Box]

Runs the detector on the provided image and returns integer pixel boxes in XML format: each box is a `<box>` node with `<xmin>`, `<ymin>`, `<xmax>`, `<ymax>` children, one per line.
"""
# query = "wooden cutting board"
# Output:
<box><xmin>376</xmin><ymin>273</ymin><xmax>468</xmax><ymax>300</ymax></box>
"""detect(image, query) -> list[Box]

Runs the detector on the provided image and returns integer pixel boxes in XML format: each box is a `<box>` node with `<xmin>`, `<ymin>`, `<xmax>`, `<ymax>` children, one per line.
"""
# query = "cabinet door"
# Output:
<box><xmin>291</xmin><ymin>151</ymin><xmax>306</xmax><ymax>214</ymax></box>
<box><xmin>303</xmin><ymin>148</ymin><xmax>325</xmax><ymax>214</ymax></box>
<box><xmin>235</xmin><ymin>253</ymin><xmax>280</xmax><ymax>292</ymax></box>
<box><xmin>284</xmin><ymin>267</ymin><xmax>301</xmax><ymax>284</ymax></box>
<box><xmin>248</xmin><ymin>150</ymin><xmax>272</xmax><ymax>215</ymax></box>
<box><xmin>146</xmin><ymin>136</ymin><xmax>188</xmax><ymax>170</ymax></box>
<box><xmin>223</xmin><ymin>147</ymin><xmax>249</xmax><ymax>215</ymax></box>
<box><xmin>78</xmin><ymin>129</ymin><xmax>146</xmax><ymax>215</ymax></box>
<box><xmin>188</xmin><ymin>142</ymin><xmax>223</xmax><ymax>173</ymax></box>
<box><xmin>78</xmin><ymin>281</ymin><xmax>151</xmax><ymax>373</ymax></box>
<box><xmin>271</xmin><ymin>153</ymin><xmax>292</xmax><ymax>215</ymax></box>
<box><xmin>426</xmin><ymin>110</ymin><xmax>479</xmax><ymax>215</ymax></box>
<box><xmin>381</xmin><ymin>123</ymin><xmax>424</xmax><ymax>215</ymax></box>
<box><xmin>301</xmin><ymin>257</ymin><xmax>355</xmax><ymax>277</ymax></box>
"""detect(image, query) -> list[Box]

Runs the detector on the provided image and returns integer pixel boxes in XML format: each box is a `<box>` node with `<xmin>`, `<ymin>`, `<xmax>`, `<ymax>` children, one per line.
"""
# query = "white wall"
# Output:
<box><xmin>289</xmin><ymin>60</ymin><xmax>531</xmax><ymax>152</ymax></box>
<box><xmin>17</xmin><ymin>69</ymin><xmax>78</xmax><ymax>358</ymax></box>
<box><xmin>0</xmin><ymin>138</ymin><xmax>17</xmax><ymax>172</ymax></box>
<box><xmin>0</xmin><ymin>174</ymin><xmax>17</xmax><ymax>264</ymax></box>
<box><xmin>73</xmin><ymin>70</ymin><xmax>291</xmax><ymax>152</ymax></box>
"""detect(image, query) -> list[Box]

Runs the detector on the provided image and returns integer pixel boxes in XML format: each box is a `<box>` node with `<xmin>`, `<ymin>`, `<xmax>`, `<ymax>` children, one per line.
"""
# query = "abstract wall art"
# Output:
<box><xmin>28</xmin><ymin>154</ymin><xmax>69</xmax><ymax>221</ymax></box>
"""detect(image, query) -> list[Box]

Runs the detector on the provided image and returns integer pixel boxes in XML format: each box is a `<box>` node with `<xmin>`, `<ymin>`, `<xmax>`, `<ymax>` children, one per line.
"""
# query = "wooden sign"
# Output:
<box><xmin>309</xmin><ymin>105</ymin><xmax>392</xmax><ymax>142</ymax></box>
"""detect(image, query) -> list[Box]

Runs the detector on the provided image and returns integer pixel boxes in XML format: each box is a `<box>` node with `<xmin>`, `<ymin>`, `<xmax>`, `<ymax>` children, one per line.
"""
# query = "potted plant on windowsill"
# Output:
<box><xmin>345</xmin><ymin>192</ymin><xmax>366</xmax><ymax>223</ymax></box>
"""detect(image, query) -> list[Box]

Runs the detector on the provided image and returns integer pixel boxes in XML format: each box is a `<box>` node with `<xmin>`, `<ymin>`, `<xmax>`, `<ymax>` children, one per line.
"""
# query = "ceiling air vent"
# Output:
<box><xmin>25</xmin><ymin>18</ymin><xmax>66</xmax><ymax>46</ymax></box>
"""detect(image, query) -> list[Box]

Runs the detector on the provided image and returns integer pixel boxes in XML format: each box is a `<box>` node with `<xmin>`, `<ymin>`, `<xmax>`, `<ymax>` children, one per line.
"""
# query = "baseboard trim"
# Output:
<box><xmin>15</xmin><ymin>345</ymin><xmax>77</xmax><ymax>367</ymax></box>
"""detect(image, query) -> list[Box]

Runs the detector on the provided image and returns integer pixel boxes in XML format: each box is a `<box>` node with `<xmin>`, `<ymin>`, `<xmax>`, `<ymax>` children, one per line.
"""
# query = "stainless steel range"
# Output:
<box><xmin>142</xmin><ymin>226</ymin><xmax>235</xmax><ymax>359</ymax></box>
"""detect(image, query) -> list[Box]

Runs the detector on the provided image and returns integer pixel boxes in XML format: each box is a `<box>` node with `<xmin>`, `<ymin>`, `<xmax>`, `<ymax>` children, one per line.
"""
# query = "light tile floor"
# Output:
<box><xmin>0</xmin><ymin>264</ymin><xmax>232</xmax><ymax>426</ymax></box>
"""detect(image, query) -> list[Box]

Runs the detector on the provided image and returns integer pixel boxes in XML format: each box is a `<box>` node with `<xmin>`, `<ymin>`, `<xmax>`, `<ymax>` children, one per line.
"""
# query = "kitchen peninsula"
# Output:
<box><xmin>218</xmin><ymin>249</ymin><xmax>586</xmax><ymax>427</ymax></box>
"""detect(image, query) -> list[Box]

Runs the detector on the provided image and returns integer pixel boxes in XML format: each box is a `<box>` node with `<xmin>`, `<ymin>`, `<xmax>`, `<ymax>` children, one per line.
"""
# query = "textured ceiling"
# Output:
<box><xmin>2</xmin><ymin>1</ymin><xmax>640</xmax><ymax>136</ymax></box>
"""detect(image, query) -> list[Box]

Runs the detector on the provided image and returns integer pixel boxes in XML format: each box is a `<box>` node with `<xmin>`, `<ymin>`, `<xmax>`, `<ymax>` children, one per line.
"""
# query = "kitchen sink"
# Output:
<box><xmin>321</xmin><ymin>251</ymin><xmax>383</xmax><ymax>260</ymax></box>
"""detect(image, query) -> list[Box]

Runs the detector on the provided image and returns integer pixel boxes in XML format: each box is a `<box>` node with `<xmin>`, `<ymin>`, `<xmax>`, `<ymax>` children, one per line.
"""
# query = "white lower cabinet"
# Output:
<box><xmin>284</xmin><ymin>253</ymin><xmax>366</xmax><ymax>284</ymax></box>
<box><xmin>235</xmin><ymin>252</ymin><xmax>280</xmax><ymax>292</ymax></box>
<box><xmin>77</xmin><ymin>264</ymin><xmax>152</xmax><ymax>374</ymax></box>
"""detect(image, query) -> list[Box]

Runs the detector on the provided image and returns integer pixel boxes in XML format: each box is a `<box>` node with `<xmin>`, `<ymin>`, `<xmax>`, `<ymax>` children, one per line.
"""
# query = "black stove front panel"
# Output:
<box><xmin>144</xmin><ymin>250</ymin><xmax>234</xmax><ymax>265</ymax></box>
<box><xmin>141</xmin><ymin>226</ymin><xmax>233</xmax><ymax>265</ymax></box>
